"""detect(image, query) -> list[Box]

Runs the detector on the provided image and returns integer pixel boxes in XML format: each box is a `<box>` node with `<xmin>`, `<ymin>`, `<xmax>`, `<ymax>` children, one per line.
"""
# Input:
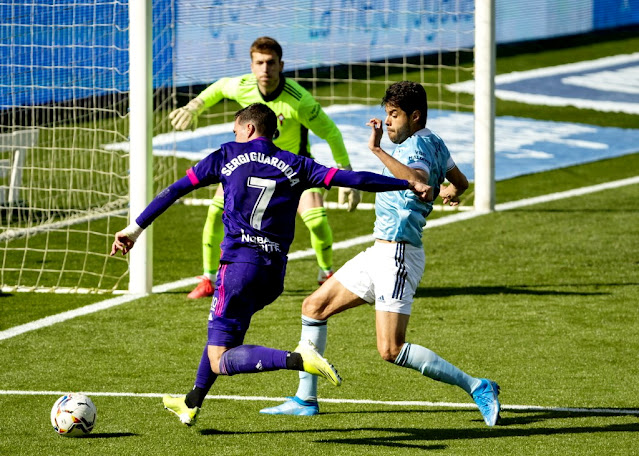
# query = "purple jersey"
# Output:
<box><xmin>187</xmin><ymin>138</ymin><xmax>337</xmax><ymax>265</ymax></box>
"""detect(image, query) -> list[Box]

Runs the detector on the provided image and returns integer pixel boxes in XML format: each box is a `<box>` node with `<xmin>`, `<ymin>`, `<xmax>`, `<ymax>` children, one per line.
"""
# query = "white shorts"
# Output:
<box><xmin>333</xmin><ymin>241</ymin><xmax>425</xmax><ymax>315</ymax></box>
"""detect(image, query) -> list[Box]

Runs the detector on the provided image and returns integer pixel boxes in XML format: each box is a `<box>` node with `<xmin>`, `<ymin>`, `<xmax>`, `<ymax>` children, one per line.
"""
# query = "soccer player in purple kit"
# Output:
<box><xmin>110</xmin><ymin>103</ymin><xmax>434</xmax><ymax>426</ymax></box>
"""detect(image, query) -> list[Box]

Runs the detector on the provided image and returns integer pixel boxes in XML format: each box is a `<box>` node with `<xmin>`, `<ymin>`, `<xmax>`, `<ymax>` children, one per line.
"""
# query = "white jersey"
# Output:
<box><xmin>373</xmin><ymin>128</ymin><xmax>456</xmax><ymax>247</ymax></box>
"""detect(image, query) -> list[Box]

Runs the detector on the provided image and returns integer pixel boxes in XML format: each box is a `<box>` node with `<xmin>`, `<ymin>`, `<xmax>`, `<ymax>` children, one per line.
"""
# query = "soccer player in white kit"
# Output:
<box><xmin>261</xmin><ymin>81</ymin><xmax>501</xmax><ymax>426</ymax></box>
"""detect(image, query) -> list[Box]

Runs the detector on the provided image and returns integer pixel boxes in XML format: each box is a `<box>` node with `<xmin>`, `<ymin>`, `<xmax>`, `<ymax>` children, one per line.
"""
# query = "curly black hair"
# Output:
<box><xmin>381</xmin><ymin>81</ymin><xmax>428</xmax><ymax>126</ymax></box>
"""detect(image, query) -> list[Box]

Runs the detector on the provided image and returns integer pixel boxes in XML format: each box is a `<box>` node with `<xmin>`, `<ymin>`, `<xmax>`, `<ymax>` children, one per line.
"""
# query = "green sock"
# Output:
<box><xmin>202</xmin><ymin>195</ymin><xmax>224</xmax><ymax>277</ymax></box>
<box><xmin>300</xmin><ymin>206</ymin><xmax>333</xmax><ymax>271</ymax></box>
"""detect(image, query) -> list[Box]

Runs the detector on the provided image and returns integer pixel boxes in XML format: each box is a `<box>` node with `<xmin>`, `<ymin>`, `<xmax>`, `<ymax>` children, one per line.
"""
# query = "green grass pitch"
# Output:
<box><xmin>1</xmin><ymin>31</ymin><xmax>638</xmax><ymax>455</ymax></box>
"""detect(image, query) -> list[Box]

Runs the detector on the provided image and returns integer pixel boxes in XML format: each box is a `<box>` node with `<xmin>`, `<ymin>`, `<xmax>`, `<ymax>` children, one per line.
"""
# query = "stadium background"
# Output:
<box><xmin>4</xmin><ymin>0</ymin><xmax>638</xmax><ymax>109</ymax></box>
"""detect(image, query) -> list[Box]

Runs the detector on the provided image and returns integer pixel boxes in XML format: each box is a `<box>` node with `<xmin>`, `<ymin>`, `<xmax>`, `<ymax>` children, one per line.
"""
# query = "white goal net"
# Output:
<box><xmin>1</xmin><ymin>0</ymin><xmax>478</xmax><ymax>293</ymax></box>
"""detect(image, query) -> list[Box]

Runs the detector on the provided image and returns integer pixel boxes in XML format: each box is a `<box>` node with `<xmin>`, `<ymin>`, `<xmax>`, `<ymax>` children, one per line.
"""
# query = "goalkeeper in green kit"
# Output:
<box><xmin>170</xmin><ymin>36</ymin><xmax>361</xmax><ymax>298</ymax></box>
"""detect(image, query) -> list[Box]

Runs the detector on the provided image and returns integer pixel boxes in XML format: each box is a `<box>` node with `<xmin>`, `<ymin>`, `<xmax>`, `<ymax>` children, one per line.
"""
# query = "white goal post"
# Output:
<box><xmin>128</xmin><ymin>0</ymin><xmax>154</xmax><ymax>294</ymax></box>
<box><xmin>474</xmin><ymin>0</ymin><xmax>496</xmax><ymax>213</ymax></box>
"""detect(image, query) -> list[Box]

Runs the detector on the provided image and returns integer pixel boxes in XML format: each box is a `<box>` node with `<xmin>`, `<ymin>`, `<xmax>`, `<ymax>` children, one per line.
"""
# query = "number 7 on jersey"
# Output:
<box><xmin>247</xmin><ymin>176</ymin><xmax>276</xmax><ymax>229</ymax></box>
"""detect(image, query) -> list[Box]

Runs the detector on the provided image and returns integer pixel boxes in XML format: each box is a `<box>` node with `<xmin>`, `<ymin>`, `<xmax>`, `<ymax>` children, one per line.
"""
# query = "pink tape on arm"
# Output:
<box><xmin>186</xmin><ymin>168</ymin><xmax>200</xmax><ymax>186</ymax></box>
<box><xmin>324</xmin><ymin>167</ymin><xmax>339</xmax><ymax>187</ymax></box>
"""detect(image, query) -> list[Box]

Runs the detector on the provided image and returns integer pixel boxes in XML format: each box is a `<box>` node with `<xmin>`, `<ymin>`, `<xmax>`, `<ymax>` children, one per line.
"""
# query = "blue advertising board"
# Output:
<box><xmin>1</xmin><ymin>0</ymin><xmax>637</xmax><ymax>109</ymax></box>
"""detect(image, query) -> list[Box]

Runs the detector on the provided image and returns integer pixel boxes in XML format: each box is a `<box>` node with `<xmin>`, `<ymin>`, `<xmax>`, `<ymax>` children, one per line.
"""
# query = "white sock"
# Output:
<box><xmin>294</xmin><ymin>315</ymin><xmax>327</xmax><ymax>402</ymax></box>
<box><xmin>395</xmin><ymin>342</ymin><xmax>481</xmax><ymax>395</ymax></box>
<box><xmin>204</xmin><ymin>272</ymin><xmax>216</xmax><ymax>281</ymax></box>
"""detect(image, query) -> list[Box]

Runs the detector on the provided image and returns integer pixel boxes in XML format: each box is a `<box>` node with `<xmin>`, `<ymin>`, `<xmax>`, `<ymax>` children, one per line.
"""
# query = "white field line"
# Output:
<box><xmin>1</xmin><ymin>175</ymin><xmax>638</xmax><ymax>343</ymax></box>
<box><xmin>495</xmin><ymin>175</ymin><xmax>639</xmax><ymax>211</ymax></box>
<box><xmin>0</xmin><ymin>293</ymin><xmax>147</xmax><ymax>341</ymax></box>
<box><xmin>1</xmin><ymin>389</ymin><xmax>638</xmax><ymax>416</ymax></box>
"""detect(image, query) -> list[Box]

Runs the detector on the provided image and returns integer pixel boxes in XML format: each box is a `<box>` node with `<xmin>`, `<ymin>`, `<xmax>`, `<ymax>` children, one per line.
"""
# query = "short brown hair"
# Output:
<box><xmin>382</xmin><ymin>81</ymin><xmax>428</xmax><ymax>127</ymax></box>
<box><xmin>250</xmin><ymin>36</ymin><xmax>283</xmax><ymax>60</ymax></box>
<box><xmin>235</xmin><ymin>103</ymin><xmax>278</xmax><ymax>139</ymax></box>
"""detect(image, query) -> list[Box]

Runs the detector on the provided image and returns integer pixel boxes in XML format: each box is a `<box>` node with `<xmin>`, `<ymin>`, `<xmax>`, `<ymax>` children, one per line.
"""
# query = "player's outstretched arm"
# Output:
<box><xmin>110</xmin><ymin>175</ymin><xmax>198</xmax><ymax>256</ymax></box>
<box><xmin>329</xmin><ymin>168</ymin><xmax>433</xmax><ymax>202</ymax></box>
<box><xmin>170</xmin><ymin>77</ymin><xmax>238</xmax><ymax>131</ymax></box>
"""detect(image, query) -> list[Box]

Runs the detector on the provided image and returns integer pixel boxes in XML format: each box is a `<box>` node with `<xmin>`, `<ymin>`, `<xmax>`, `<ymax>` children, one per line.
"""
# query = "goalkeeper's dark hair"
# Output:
<box><xmin>235</xmin><ymin>103</ymin><xmax>278</xmax><ymax>139</ymax></box>
<box><xmin>382</xmin><ymin>81</ymin><xmax>428</xmax><ymax>127</ymax></box>
<box><xmin>250</xmin><ymin>36</ymin><xmax>283</xmax><ymax>60</ymax></box>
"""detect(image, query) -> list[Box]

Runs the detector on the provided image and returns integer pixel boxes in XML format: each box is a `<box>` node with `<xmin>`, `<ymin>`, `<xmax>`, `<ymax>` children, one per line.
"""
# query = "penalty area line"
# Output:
<box><xmin>1</xmin><ymin>175</ymin><xmax>638</xmax><ymax>342</ymax></box>
<box><xmin>1</xmin><ymin>390</ymin><xmax>638</xmax><ymax>416</ymax></box>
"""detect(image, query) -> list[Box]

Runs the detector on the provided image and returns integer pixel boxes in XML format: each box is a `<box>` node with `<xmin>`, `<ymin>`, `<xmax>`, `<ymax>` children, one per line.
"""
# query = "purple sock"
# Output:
<box><xmin>219</xmin><ymin>345</ymin><xmax>289</xmax><ymax>375</ymax></box>
<box><xmin>185</xmin><ymin>345</ymin><xmax>218</xmax><ymax>409</ymax></box>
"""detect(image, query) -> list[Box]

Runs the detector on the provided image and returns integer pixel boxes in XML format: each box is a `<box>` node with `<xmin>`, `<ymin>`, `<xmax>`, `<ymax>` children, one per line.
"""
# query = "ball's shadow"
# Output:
<box><xmin>81</xmin><ymin>432</ymin><xmax>138</xmax><ymax>439</ymax></box>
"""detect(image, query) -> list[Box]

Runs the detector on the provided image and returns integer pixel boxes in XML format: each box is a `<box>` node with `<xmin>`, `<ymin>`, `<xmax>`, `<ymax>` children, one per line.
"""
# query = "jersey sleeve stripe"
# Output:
<box><xmin>410</xmin><ymin>162</ymin><xmax>430</xmax><ymax>175</ymax></box>
<box><xmin>283</xmin><ymin>84</ymin><xmax>303</xmax><ymax>101</ymax></box>
<box><xmin>186</xmin><ymin>168</ymin><xmax>200</xmax><ymax>186</ymax></box>
<box><xmin>323</xmin><ymin>167</ymin><xmax>339</xmax><ymax>187</ymax></box>
<box><xmin>284</xmin><ymin>81</ymin><xmax>302</xmax><ymax>96</ymax></box>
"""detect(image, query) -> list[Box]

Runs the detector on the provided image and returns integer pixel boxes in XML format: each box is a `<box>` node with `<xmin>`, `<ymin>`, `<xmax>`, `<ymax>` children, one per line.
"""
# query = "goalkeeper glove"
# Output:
<box><xmin>337</xmin><ymin>165</ymin><xmax>361</xmax><ymax>212</ymax></box>
<box><xmin>169</xmin><ymin>97</ymin><xmax>205</xmax><ymax>131</ymax></box>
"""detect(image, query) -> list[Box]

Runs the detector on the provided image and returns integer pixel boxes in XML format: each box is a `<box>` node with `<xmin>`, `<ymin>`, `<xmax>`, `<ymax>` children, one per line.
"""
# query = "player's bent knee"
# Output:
<box><xmin>207</xmin><ymin>347</ymin><xmax>225</xmax><ymax>375</ymax></box>
<box><xmin>302</xmin><ymin>294</ymin><xmax>332</xmax><ymax>321</ymax></box>
<box><xmin>209</xmin><ymin>358</ymin><xmax>222</xmax><ymax>375</ymax></box>
<box><xmin>302</xmin><ymin>295</ymin><xmax>323</xmax><ymax>319</ymax></box>
<box><xmin>377</xmin><ymin>343</ymin><xmax>402</xmax><ymax>363</ymax></box>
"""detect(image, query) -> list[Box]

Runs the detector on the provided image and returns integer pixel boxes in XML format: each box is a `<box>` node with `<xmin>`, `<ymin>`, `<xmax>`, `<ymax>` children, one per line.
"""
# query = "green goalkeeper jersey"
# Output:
<box><xmin>197</xmin><ymin>74</ymin><xmax>350</xmax><ymax>168</ymax></box>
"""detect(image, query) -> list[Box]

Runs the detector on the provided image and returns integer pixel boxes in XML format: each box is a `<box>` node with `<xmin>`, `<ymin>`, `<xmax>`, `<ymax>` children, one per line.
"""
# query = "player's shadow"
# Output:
<box><xmin>200</xmin><ymin>418</ymin><xmax>639</xmax><ymax>450</ymax></box>
<box><xmin>334</xmin><ymin>407</ymin><xmax>639</xmax><ymax>422</ymax></box>
<box><xmin>315</xmin><ymin>422</ymin><xmax>639</xmax><ymax>449</ymax></box>
<box><xmin>199</xmin><ymin>426</ymin><xmax>443</xmax><ymax>450</ymax></box>
<box><xmin>497</xmin><ymin>408</ymin><xmax>639</xmax><ymax>426</ymax></box>
<box><xmin>327</xmin><ymin>407</ymin><xmax>639</xmax><ymax>426</ymax></box>
<box><xmin>414</xmin><ymin>285</ymin><xmax>608</xmax><ymax>299</ymax></box>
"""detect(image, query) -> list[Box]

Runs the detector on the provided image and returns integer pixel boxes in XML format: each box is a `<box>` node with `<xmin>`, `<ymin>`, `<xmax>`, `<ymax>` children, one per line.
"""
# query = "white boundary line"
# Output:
<box><xmin>495</xmin><ymin>175</ymin><xmax>639</xmax><ymax>211</ymax></box>
<box><xmin>0</xmin><ymin>294</ymin><xmax>147</xmax><ymax>341</ymax></box>
<box><xmin>1</xmin><ymin>175</ymin><xmax>638</xmax><ymax>343</ymax></box>
<box><xmin>1</xmin><ymin>389</ymin><xmax>638</xmax><ymax>416</ymax></box>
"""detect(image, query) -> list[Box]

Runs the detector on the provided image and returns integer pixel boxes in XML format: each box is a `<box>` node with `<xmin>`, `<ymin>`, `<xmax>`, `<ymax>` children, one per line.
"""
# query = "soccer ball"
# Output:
<box><xmin>50</xmin><ymin>393</ymin><xmax>97</xmax><ymax>437</ymax></box>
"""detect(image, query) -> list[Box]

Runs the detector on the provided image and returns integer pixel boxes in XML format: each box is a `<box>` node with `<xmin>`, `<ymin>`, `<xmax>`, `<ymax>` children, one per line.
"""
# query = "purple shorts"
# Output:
<box><xmin>207</xmin><ymin>261</ymin><xmax>285</xmax><ymax>347</ymax></box>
